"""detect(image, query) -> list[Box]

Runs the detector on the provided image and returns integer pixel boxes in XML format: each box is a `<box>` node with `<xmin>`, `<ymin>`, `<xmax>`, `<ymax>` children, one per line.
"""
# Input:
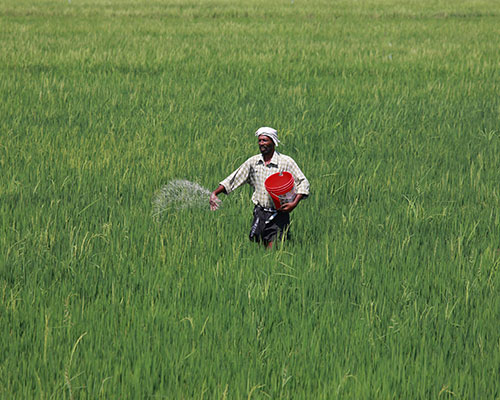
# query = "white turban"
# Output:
<box><xmin>255</xmin><ymin>127</ymin><xmax>280</xmax><ymax>147</ymax></box>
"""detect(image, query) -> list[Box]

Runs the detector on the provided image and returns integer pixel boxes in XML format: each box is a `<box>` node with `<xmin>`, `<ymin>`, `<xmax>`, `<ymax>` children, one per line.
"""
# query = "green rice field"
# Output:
<box><xmin>1</xmin><ymin>0</ymin><xmax>500</xmax><ymax>398</ymax></box>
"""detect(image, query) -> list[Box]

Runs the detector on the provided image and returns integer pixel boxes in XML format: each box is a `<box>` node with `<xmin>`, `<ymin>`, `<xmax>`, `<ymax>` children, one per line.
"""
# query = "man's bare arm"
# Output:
<box><xmin>279</xmin><ymin>193</ymin><xmax>304</xmax><ymax>213</ymax></box>
<box><xmin>210</xmin><ymin>185</ymin><xmax>227</xmax><ymax>210</ymax></box>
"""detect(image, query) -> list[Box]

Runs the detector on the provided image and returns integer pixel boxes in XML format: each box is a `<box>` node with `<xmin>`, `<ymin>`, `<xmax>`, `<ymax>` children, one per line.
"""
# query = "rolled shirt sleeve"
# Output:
<box><xmin>286</xmin><ymin>157</ymin><xmax>310</xmax><ymax>197</ymax></box>
<box><xmin>219</xmin><ymin>159</ymin><xmax>251</xmax><ymax>194</ymax></box>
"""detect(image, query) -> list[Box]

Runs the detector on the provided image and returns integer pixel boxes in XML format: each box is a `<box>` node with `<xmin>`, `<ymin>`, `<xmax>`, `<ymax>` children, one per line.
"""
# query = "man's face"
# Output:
<box><xmin>258</xmin><ymin>135</ymin><xmax>274</xmax><ymax>155</ymax></box>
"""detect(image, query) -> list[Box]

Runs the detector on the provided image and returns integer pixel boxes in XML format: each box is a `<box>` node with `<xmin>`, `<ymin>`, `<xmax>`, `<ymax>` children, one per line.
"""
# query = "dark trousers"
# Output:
<box><xmin>249</xmin><ymin>206</ymin><xmax>290</xmax><ymax>243</ymax></box>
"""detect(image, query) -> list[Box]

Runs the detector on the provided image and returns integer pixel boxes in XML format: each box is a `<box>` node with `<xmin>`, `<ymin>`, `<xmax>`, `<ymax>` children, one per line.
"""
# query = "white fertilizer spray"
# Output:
<box><xmin>152</xmin><ymin>180</ymin><xmax>212</xmax><ymax>219</ymax></box>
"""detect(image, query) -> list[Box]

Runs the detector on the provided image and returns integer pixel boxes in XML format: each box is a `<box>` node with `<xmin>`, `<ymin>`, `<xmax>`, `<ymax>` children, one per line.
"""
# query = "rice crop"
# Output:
<box><xmin>1</xmin><ymin>0</ymin><xmax>500</xmax><ymax>398</ymax></box>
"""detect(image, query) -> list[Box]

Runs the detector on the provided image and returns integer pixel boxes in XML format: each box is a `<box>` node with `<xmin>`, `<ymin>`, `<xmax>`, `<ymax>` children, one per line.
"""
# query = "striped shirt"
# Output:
<box><xmin>220</xmin><ymin>151</ymin><xmax>310</xmax><ymax>209</ymax></box>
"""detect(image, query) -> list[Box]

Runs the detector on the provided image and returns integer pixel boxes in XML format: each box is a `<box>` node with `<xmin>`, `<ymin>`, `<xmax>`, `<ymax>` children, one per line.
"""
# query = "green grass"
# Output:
<box><xmin>1</xmin><ymin>0</ymin><xmax>500</xmax><ymax>398</ymax></box>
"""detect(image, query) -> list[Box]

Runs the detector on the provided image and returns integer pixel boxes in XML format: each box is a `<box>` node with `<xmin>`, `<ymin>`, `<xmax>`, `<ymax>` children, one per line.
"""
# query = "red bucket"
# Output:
<box><xmin>265</xmin><ymin>172</ymin><xmax>296</xmax><ymax>209</ymax></box>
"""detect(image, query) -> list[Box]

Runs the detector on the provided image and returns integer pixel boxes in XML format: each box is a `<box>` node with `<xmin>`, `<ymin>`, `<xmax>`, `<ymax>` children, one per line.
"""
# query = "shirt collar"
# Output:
<box><xmin>256</xmin><ymin>151</ymin><xmax>280</xmax><ymax>167</ymax></box>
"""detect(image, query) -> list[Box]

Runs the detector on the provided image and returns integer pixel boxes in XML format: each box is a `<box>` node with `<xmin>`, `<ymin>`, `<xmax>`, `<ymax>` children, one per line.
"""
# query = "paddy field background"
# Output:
<box><xmin>1</xmin><ymin>0</ymin><xmax>500</xmax><ymax>398</ymax></box>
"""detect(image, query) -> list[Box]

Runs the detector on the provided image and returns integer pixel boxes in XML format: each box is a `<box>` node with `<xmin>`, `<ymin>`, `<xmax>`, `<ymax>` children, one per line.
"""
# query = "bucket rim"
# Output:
<box><xmin>267</xmin><ymin>185</ymin><xmax>294</xmax><ymax>194</ymax></box>
<box><xmin>266</xmin><ymin>179</ymin><xmax>294</xmax><ymax>189</ymax></box>
<box><xmin>265</xmin><ymin>173</ymin><xmax>294</xmax><ymax>188</ymax></box>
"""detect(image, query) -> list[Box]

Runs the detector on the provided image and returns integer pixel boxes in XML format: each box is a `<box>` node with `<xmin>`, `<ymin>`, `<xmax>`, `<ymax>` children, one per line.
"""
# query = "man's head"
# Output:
<box><xmin>255</xmin><ymin>126</ymin><xmax>279</xmax><ymax>156</ymax></box>
<box><xmin>258</xmin><ymin>134</ymin><xmax>275</xmax><ymax>156</ymax></box>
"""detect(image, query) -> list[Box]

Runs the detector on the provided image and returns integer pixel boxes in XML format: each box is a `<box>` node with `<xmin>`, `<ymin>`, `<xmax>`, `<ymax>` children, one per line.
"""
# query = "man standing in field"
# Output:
<box><xmin>210</xmin><ymin>127</ymin><xmax>309</xmax><ymax>248</ymax></box>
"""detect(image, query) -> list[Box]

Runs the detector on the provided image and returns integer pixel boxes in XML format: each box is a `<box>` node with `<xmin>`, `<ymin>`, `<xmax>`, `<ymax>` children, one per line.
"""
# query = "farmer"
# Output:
<box><xmin>210</xmin><ymin>127</ymin><xmax>309</xmax><ymax>248</ymax></box>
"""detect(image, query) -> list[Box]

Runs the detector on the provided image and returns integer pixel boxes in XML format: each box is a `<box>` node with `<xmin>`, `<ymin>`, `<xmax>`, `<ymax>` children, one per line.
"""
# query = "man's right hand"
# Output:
<box><xmin>209</xmin><ymin>192</ymin><xmax>221</xmax><ymax>211</ymax></box>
